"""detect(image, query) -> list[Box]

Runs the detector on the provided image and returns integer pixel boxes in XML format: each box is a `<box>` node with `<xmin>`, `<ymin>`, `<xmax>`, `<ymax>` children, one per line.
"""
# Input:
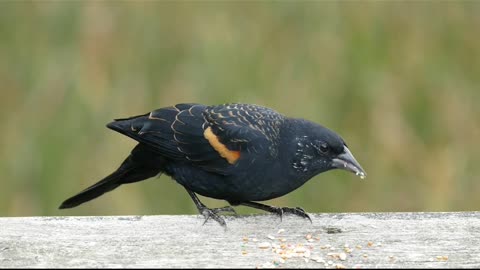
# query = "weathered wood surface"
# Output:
<box><xmin>1</xmin><ymin>212</ymin><xmax>479</xmax><ymax>268</ymax></box>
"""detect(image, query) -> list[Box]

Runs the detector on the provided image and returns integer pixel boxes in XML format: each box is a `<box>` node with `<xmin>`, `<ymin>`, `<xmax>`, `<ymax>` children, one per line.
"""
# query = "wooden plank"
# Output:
<box><xmin>1</xmin><ymin>212</ymin><xmax>479</xmax><ymax>268</ymax></box>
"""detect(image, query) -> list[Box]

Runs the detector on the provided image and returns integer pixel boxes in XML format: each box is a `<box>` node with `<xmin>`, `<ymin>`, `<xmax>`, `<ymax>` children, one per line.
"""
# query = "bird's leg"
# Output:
<box><xmin>210</xmin><ymin>206</ymin><xmax>238</xmax><ymax>215</ymax></box>
<box><xmin>240</xmin><ymin>201</ymin><xmax>312</xmax><ymax>223</ymax></box>
<box><xmin>185</xmin><ymin>189</ymin><xmax>236</xmax><ymax>227</ymax></box>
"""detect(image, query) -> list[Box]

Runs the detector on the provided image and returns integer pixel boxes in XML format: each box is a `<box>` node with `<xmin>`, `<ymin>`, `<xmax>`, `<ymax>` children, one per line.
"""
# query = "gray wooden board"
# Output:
<box><xmin>0</xmin><ymin>212</ymin><xmax>479</xmax><ymax>268</ymax></box>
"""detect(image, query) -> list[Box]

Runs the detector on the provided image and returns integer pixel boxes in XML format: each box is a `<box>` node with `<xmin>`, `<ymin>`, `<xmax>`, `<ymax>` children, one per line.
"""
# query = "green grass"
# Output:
<box><xmin>1</xmin><ymin>1</ymin><xmax>479</xmax><ymax>216</ymax></box>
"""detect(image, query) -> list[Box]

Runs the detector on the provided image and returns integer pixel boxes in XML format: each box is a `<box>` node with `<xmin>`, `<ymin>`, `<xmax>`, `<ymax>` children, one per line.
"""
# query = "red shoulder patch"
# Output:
<box><xmin>204</xmin><ymin>127</ymin><xmax>240</xmax><ymax>164</ymax></box>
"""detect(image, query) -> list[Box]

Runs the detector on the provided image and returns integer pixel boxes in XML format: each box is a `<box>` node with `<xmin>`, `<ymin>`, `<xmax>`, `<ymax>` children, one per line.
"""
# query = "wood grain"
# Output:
<box><xmin>1</xmin><ymin>212</ymin><xmax>479</xmax><ymax>268</ymax></box>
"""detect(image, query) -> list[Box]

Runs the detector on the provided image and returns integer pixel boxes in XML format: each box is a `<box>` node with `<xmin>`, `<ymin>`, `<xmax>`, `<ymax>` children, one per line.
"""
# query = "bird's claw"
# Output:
<box><xmin>211</xmin><ymin>206</ymin><xmax>238</xmax><ymax>216</ymax></box>
<box><xmin>201</xmin><ymin>207</ymin><xmax>227</xmax><ymax>228</ymax></box>
<box><xmin>273</xmin><ymin>206</ymin><xmax>312</xmax><ymax>223</ymax></box>
<box><xmin>199</xmin><ymin>205</ymin><xmax>237</xmax><ymax>228</ymax></box>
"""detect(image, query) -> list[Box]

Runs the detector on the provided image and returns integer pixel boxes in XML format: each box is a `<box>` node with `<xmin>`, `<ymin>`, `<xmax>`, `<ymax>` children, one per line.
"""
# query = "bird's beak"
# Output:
<box><xmin>331</xmin><ymin>146</ymin><xmax>366</xmax><ymax>179</ymax></box>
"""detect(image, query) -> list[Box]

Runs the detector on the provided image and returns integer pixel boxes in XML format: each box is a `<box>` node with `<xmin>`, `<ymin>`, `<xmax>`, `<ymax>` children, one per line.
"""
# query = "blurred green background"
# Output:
<box><xmin>1</xmin><ymin>1</ymin><xmax>479</xmax><ymax>217</ymax></box>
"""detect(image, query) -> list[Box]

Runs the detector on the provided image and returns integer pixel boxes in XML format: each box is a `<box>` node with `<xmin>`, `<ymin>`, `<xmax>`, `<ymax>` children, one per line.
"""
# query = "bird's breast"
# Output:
<box><xmin>165</xmin><ymin>157</ymin><xmax>308</xmax><ymax>202</ymax></box>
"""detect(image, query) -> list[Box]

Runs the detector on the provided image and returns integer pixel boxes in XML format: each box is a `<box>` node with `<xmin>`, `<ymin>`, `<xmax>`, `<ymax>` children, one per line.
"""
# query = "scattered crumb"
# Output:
<box><xmin>249</xmin><ymin>231</ymin><xmax>383</xmax><ymax>268</ymax></box>
<box><xmin>273</xmin><ymin>259</ymin><xmax>285</xmax><ymax>267</ymax></box>
<box><xmin>294</xmin><ymin>247</ymin><xmax>307</xmax><ymax>253</ymax></box>
<box><xmin>436</xmin><ymin>255</ymin><xmax>448</xmax><ymax>261</ymax></box>
<box><xmin>327</xmin><ymin>252</ymin><xmax>347</xmax><ymax>261</ymax></box>
<box><xmin>312</xmin><ymin>256</ymin><xmax>325</xmax><ymax>263</ymax></box>
<box><xmin>303</xmin><ymin>249</ymin><xmax>311</xmax><ymax>258</ymax></box>
<box><xmin>258</xmin><ymin>242</ymin><xmax>271</xmax><ymax>249</ymax></box>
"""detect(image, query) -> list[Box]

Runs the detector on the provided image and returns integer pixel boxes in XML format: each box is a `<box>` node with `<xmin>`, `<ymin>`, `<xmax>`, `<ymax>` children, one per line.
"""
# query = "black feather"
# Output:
<box><xmin>59</xmin><ymin>144</ymin><xmax>164</xmax><ymax>209</ymax></box>
<box><xmin>60</xmin><ymin>103</ymin><xmax>366</xmax><ymax>228</ymax></box>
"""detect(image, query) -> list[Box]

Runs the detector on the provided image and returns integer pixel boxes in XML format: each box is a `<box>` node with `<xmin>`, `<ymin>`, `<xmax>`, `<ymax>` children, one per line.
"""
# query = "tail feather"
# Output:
<box><xmin>59</xmin><ymin>150</ymin><xmax>162</xmax><ymax>209</ymax></box>
<box><xmin>59</xmin><ymin>171</ymin><xmax>125</xmax><ymax>209</ymax></box>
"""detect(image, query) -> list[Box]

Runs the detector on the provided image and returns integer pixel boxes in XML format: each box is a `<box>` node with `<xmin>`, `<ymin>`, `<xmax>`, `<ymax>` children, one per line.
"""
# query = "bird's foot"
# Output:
<box><xmin>198</xmin><ymin>206</ymin><xmax>237</xmax><ymax>228</ymax></box>
<box><xmin>211</xmin><ymin>205</ymin><xmax>238</xmax><ymax>216</ymax></box>
<box><xmin>186</xmin><ymin>189</ymin><xmax>235</xmax><ymax>228</ymax></box>
<box><xmin>199</xmin><ymin>207</ymin><xmax>229</xmax><ymax>228</ymax></box>
<box><xmin>272</xmin><ymin>206</ymin><xmax>312</xmax><ymax>223</ymax></box>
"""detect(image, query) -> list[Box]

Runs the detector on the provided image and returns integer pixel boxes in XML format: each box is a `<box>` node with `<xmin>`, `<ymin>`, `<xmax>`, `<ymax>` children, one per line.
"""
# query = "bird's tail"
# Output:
<box><xmin>59</xmin><ymin>151</ymin><xmax>161</xmax><ymax>209</ymax></box>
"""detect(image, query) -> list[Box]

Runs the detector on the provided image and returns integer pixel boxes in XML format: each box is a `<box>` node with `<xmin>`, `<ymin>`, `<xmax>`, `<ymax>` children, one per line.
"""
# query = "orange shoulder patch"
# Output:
<box><xmin>204</xmin><ymin>127</ymin><xmax>240</xmax><ymax>164</ymax></box>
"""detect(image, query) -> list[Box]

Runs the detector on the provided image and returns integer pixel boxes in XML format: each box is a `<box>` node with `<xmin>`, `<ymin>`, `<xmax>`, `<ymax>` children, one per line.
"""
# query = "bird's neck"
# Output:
<box><xmin>277</xmin><ymin>118</ymin><xmax>318</xmax><ymax>183</ymax></box>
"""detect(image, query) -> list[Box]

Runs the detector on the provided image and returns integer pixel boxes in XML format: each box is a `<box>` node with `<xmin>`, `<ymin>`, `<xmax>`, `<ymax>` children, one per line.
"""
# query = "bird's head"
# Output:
<box><xmin>290</xmin><ymin>119</ymin><xmax>366</xmax><ymax>179</ymax></box>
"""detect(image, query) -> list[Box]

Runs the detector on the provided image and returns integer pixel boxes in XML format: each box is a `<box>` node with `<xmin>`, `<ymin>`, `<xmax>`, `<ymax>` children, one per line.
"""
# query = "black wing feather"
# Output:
<box><xmin>204</xmin><ymin>104</ymin><xmax>285</xmax><ymax>157</ymax></box>
<box><xmin>106</xmin><ymin>103</ymin><xmax>285</xmax><ymax>175</ymax></box>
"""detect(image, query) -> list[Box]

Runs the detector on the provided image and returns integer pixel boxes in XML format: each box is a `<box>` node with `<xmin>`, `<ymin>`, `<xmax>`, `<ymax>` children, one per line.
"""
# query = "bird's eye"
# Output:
<box><xmin>317</xmin><ymin>142</ymin><xmax>329</xmax><ymax>154</ymax></box>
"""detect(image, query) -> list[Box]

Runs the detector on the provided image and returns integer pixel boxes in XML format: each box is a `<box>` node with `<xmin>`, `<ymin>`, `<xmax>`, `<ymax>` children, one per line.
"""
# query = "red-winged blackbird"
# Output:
<box><xmin>60</xmin><ymin>103</ymin><xmax>366</xmax><ymax>226</ymax></box>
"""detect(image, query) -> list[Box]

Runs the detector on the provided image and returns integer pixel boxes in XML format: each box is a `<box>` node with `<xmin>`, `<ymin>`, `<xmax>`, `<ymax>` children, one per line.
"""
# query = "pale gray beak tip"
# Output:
<box><xmin>332</xmin><ymin>146</ymin><xmax>366</xmax><ymax>179</ymax></box>
<box><xmin>355</xmin><ymin>170</ymin><xmax>366</xmax><ymax>180</ymax></box>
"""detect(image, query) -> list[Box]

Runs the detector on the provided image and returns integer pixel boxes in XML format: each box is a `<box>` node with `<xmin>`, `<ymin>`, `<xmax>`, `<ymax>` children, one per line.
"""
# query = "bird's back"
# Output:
<box><xmin>105</xmin><ymin>103</ymin><xmax>305</xmax><ymax>201</ymax></box>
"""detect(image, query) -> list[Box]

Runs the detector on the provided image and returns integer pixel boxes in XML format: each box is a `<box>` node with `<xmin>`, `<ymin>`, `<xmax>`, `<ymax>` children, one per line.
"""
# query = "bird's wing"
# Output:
<box><xmin>107</xmin><ymin>103</ymin><xmax>285</xmax><ymax>175</ymax></box>
<box><xmin>202</xmin><ymin>103</ymin><xmax>285</xmax><ymax>159</ymax></box>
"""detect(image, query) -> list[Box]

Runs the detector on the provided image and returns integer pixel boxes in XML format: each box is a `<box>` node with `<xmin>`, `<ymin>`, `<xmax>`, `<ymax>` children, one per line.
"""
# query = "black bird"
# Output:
<box><xmin>60</xmin><ymin>103</ymin><xmax>366</xmax><ymax>226</ymax></box>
